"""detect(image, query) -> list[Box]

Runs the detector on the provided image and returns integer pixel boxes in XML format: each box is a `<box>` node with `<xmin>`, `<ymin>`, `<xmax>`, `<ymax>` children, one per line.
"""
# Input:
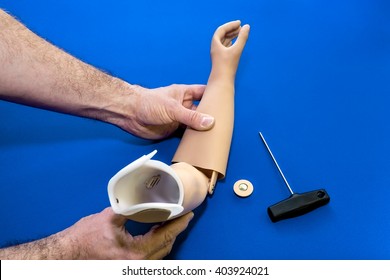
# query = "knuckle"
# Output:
<box><xmin>164</xmin><ymin>230</ymin><xmax>175</xmax><ymax>245</ymax></box>
<box><xmin>188</xmin><ymin>110</ymin><xmax>199</xmax><ymax>124</ymax></box>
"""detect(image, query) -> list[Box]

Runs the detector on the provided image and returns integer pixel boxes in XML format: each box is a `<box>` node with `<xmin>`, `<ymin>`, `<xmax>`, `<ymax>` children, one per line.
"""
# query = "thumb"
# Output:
<box><xmin>176</xmin><ymin>107</ymin><xmax>215</xmax><ymax>131</ymax></box>
<box><xmin>103</xmin><ymin>207</ymin><xmax>128</xmax><ymax>226</ymax></box>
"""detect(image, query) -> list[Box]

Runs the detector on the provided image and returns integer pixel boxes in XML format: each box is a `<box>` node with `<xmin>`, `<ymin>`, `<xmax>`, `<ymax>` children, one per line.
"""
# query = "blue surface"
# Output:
<box><xmin>1</xmin><ymin>0</ymin><xmax>390</xmax><ymax>259</ymax></box>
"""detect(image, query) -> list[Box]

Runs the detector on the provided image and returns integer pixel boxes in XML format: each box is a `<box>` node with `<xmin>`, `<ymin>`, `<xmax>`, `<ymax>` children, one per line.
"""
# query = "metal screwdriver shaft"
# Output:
<box><xmin>259</xmin><ymin>132</ymin><xmax>294</xmax><ymax>195</ymax></box>
<box><xmin>259</xmin><ymin>132</ymin><xmax>331</xmax><ymax>222</ymax></box>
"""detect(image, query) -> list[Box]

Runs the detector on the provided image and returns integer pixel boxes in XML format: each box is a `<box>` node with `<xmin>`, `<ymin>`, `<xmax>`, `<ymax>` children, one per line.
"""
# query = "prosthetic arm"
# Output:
<box><xmin>108</xmin><ymin>21</ymin><xmax>250</xmax><ymax>223</ymax></box>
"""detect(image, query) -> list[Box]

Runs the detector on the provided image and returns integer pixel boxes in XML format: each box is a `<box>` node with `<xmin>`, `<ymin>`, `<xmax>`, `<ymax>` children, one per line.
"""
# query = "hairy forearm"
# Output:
<box><xmin>0</xmin><ymin>231</ymin><xmax>76</xmax><ymax>260</ymax></box>
<box><xmin>0</xmin><ymin>9</ymin><xmax>136</xmax><ymax>125</ymax></box>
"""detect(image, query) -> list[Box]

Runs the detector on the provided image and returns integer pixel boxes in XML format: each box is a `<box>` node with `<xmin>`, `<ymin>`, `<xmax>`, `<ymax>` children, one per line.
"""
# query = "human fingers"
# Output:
<box><xmin>181</xmin><ymin>84</ymin><xmax>206</xmax><ymax>101</ymax></box>
<box><xmin>174</xmin><ymin>105</ymin><xmax>214</xmax><ymax>131</ymax></box>
<box><xmin>143</xmin><ymin>212</ymin><xmax>194</xmax><ymax>259</ymax></box>
<box><xmin>168</xmin><ymin>85</ymin><xmax>213</xmax><ymax>130</ymax></box>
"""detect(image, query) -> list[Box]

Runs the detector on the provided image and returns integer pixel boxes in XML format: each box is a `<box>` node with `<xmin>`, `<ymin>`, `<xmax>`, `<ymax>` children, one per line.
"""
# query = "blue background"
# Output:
<box><xmin>0</xmin><ymin>0</ymin><xmax>389</xmax><ymax>259</ymax></box>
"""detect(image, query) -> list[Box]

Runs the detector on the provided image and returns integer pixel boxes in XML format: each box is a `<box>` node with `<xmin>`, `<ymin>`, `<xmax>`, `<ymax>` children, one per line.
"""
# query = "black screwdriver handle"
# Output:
<box><xmin>267</xmin><ymin>189</ymin><xmax>330</xmax><ymax>222</ymax></box>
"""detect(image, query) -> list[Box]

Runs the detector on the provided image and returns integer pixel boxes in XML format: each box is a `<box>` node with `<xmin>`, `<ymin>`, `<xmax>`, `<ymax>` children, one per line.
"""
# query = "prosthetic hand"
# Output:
<box><xmin>108</xmin><ymin>21</ymin><xmax>250</xmax><ymax>223</ymax></box>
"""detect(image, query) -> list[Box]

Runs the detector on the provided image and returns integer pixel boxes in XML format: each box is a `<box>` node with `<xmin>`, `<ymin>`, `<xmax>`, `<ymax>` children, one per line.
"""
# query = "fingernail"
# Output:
<box><xmin>200</xmin><ymin>116</ymin><xmax>215</xmax><ymax>129</ymax></box>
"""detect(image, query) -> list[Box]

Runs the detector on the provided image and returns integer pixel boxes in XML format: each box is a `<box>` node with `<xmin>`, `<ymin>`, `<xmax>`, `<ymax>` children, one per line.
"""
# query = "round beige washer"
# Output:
<box><xmin>233</xmin><ymin>179</ymin><xmax>254</xmax><ymax>197</ymax></box>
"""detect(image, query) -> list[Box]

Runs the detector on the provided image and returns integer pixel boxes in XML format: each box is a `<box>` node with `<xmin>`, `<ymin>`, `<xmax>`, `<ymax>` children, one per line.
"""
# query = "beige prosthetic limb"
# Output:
<box><xmin>173</xmin><ymin>20</ymin><xmax>250</xmax><ymax>194</ymax></box>
<box><xmin>108</xmin><ymin>21</ymin><xmax>249</xmax><ymax>222</ymax></box>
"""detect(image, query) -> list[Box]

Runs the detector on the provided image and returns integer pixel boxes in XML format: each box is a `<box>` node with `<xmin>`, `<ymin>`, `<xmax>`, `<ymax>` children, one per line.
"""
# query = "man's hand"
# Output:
<box><xmin>0</xmin><ymin>10</ymin><xmax>214</xmax><ymax>141</ymax></box>
<box><xmin>114</xmin><ymin>84</ymin><xmax>215</xmax><ymax>140</ymax></box>
<box><xmin>0</xmin><ymin>207</ymin><xmax>194</xmax><ymax>260</ymax></box>
<box><xmin>66</xmin><ymin>207</ymin><xmax>194</xmax><ymax>259</ymax></box>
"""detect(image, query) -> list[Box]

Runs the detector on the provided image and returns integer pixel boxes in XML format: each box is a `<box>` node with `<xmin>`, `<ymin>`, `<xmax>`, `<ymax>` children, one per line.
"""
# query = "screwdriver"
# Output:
<box><xmin>259</xmin><ymin>132</ymin><xmax>330</xmax><ymax>222</ymax></box>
